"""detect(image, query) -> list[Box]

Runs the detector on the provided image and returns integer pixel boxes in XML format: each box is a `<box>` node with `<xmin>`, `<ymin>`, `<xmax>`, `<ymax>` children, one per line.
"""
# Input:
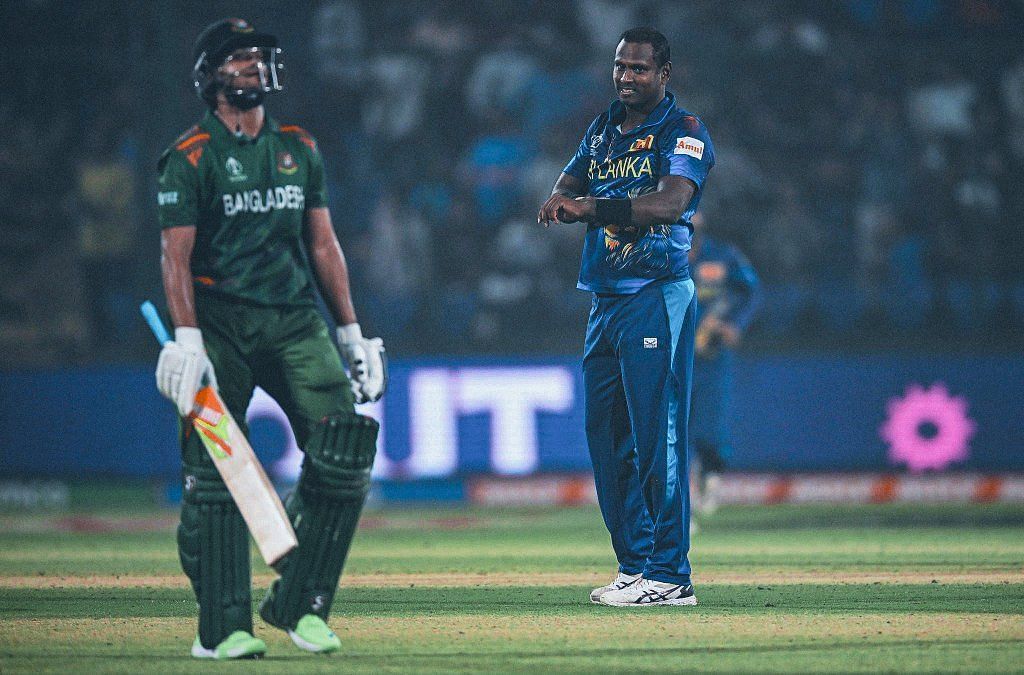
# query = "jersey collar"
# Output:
<box><xmin>607</xmin><ymin>91</ymin><xmax>675</xmax><ymax>137</ymax></box>
<box><xmin>201</xmin><ymin>110</ymin><xmax>280</xmax><ymax>144</ymax></box>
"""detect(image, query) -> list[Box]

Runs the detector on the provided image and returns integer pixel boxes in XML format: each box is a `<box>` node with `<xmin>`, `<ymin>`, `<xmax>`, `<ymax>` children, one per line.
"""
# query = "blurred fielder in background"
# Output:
<box><xmin>154</xmin><ymin>18</ymin><xmax>385</xmax><ymax>659</ymax></box>
<box><xmin>688</xmin><ymin>211</ymin><xmax>761</xmax><ymax>515</ymax></box>
<box><xmin>538</xmin><ymin>27</ymin><xmax>715</xmax><ymax>607</ymax></box>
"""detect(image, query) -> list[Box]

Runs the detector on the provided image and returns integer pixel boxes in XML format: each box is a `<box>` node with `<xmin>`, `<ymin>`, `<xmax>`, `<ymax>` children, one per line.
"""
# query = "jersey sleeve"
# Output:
<box><xmin>305</xmin><ymin>143</ymin><xmax>328</xmax><ymax>209</ymax></box>
<box><xmin>280</xmin><ymin>125</ymin><xmax>328</xmax><ymax>209</ymax></box>
<box><xmin>659</xmin><ymin>115</ymin><xmax>715</xmax><ymax>190</ymax></box>
<box><xmin>156</xmin><ymin>148</ymin><xmax>200</xmax><ymax>229</ymax></box>
<box><xmin>562</xmin><ymin>115</ymin><xmax>603</xmax><ymax>180</ymax></box>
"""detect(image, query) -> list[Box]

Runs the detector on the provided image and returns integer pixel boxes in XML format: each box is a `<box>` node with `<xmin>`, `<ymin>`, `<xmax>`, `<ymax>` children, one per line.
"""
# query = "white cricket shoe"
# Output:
<box><xmin>589</xmin><ymin>572</ymin><xmax>641</xmax><ymax>604</ymax></box>
<box><xmin>599</xmin><ymin>577</ymin><xmax>697</xmax><ymax>607</ymax></box>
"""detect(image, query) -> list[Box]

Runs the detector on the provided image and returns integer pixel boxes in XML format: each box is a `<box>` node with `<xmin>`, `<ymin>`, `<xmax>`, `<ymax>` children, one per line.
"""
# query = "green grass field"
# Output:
<box><xmin>1</xmin><ymin>490</ymin><xmax>1022</xmax><ymax>672</ymax></box>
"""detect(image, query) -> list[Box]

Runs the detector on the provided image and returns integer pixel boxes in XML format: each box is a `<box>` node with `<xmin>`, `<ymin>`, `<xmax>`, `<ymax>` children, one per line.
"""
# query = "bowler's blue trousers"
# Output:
<box><xmin>583</xmin><ymin>278</ymin><xmax>697</xmax><ymax>585</ymax></box>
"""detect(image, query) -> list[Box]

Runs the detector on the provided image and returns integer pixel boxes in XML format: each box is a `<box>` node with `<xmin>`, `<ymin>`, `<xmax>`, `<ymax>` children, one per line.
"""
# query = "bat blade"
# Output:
<box><xmin>190</xmin><ymin>386</ymin><xmax>298</xmax><ymax>566</ymax></box>
<box><xmin>139</xmin><ymin>301</ymin><xmax>297</xmax><ymax>567</ymax></box>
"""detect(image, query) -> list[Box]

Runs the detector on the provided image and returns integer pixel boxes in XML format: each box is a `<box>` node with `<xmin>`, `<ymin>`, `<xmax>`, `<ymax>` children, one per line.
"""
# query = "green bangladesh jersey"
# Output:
<box><xmin>156</xmin><ymin>111</ymin><xmax>328</xmax><ymax>307</ymax></box>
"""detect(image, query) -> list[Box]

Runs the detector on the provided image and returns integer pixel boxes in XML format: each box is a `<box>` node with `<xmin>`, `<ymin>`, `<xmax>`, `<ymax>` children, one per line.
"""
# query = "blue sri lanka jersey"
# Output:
<box><xmin>563</xmin><ymin>92</ymin><xmax>715</xmax><ymax>294</ymax></box>
<box><xmin>692</xmin><ymin>235</ymin><xmax>761</xmax><ymax>331</ymax></box>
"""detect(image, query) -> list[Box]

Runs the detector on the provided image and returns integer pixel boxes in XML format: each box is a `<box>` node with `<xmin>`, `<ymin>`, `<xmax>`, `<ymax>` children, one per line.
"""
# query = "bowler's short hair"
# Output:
<box><xmin>619</xmin><ymin>27</ymin><xmax>670</xmax><ymax>68</ymax></box>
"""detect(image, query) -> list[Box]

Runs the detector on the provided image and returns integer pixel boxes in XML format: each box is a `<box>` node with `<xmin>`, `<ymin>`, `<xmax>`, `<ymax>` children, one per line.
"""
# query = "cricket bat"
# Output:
<box><xmin>140</xmin><ymin>301</ymin><xmax>298</xmax><ymax>567</ymax></box>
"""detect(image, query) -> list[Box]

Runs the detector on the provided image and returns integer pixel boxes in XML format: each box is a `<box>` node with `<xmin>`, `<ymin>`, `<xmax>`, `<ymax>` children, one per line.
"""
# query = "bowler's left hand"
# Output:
<box><xmin>537</xmin><ymin>195</ymin><xmax>595</xmax><ymax>226</ymax></box>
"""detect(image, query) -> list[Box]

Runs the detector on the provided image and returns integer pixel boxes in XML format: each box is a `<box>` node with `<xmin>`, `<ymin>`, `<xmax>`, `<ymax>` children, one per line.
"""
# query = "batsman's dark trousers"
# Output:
<box><xmin>583</xmin><ymin>277</ymin><xmax>697</xmax><ymax>585</ymax></box>
<box><xmin>177</xmin><ymin>293</ymin><xmax>357</xmax><ymax>646</ymax></box>
<box><xmin>181</xmin><ymin>293</ymin><xmax>355</xmax><ymax>465</ymax></box>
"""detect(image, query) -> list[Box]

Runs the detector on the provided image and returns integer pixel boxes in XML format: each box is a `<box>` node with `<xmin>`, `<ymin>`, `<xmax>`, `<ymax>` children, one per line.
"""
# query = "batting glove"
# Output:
<box><xmin>336</xmin><ymin>323</ymin><xmax>388</xmax><ymax>404</ymax></box>
<box><xmin>155</xmin><ymin>327</ymin><xmax>218</xmax><ymax>417</ymax></box>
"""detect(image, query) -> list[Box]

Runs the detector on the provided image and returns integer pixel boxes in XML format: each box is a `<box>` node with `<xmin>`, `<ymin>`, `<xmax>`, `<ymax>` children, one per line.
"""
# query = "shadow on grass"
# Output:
<box><xmin>4</xmin><ymin>636</ymin><xmax>1021</xmax><ymax>664</ymax></box>
<box><xmin>353</xmin><ymin>636</ymin><xmax>1024</xmax><ymax>660</ymax></box>
<box><xmin>2</xmin><ymin>583</ymin><xmax>1022</xmax><ymax>619</ymax></box>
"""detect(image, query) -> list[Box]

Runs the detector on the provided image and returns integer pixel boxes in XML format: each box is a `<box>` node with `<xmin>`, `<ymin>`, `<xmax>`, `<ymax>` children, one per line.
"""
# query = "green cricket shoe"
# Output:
<box><xmin>191</xmin><ymin>631</ymin><xmax>267</xmax><ymax>660</ymax></box>
<box><xmin>287</xmin><ymin>614</ymin><xmax>342</xmax><ymax>653</ymax></box>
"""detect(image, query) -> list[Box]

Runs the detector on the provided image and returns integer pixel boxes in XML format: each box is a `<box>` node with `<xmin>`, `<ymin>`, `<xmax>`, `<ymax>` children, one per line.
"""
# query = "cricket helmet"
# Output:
<box><xmin>192</xmin><ymin>17</ymin><xmax>283</xmax><ymax>109</ymax></box>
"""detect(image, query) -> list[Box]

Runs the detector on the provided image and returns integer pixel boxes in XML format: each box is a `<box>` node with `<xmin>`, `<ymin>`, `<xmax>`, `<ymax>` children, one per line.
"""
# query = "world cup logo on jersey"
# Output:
<box><xmin>277</xmin><ymin>151</ymin><xmax>298</xmax><ymax>175</ymax></box>
<box><xmin>225</xmin><ymin>156</ymin><xmax>248</xmax><ymax>182</ymax></box>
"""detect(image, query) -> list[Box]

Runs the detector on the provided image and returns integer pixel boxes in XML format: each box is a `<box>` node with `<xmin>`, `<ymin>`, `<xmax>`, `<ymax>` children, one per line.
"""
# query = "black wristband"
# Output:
<box><xmin>594</xmin><ymin>198</ymin><xmax>632</xmax><ymax>226</ymax></box>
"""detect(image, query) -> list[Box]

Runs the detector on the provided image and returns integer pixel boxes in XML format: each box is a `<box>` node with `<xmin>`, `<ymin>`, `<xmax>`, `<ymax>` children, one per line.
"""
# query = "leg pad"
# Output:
<box><xmin>261</xmin><ymin>414</ymin><xmax>378</xmax><ymax>629</ymax></box>
<box><xmin>178</xmin><ymin>464</ymin><xmax>252</xmax><ymax>649</ymax></box>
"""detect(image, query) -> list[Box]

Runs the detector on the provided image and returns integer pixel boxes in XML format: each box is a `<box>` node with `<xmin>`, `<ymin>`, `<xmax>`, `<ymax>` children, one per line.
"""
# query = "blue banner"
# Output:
<box><xmin>1</xmin><ymin>355</ymin><xmax>1021</xmax><ymax>478</ymax></box>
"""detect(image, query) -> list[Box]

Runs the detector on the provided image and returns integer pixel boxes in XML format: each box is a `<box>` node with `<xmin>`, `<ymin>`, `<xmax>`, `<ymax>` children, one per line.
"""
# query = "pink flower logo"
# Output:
<box><xmin>880</xmin><ymin>383</ymin><xmax>975</xmax><ymax>473</ymax></box>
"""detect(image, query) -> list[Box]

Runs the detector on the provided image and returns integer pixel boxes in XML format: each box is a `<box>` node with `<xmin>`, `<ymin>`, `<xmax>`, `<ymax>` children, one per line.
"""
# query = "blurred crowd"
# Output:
<box><xmin>2</xmin><ymin>0</ymin><xmax>1023</xmax><ymax>367</ymax></box>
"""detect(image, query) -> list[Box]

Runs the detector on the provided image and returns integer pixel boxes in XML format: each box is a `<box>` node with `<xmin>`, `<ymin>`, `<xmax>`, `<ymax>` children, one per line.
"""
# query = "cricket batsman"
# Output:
<box><xmin>538</xmin><ymin>28</ymin><xmax>714</xmax><ymax>606</ymax></box>
<box><xmin>154</xmin><ymin>18</ymin><xmax>385</xmax><ymax>658</ymax></box>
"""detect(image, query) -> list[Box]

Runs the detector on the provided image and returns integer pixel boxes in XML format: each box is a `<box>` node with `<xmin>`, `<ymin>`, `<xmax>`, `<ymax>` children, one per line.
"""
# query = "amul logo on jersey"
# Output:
<box><xmin>222</xmin><ymin>186</ymin><xmax>305</xmax><ymax>216</ymax></box>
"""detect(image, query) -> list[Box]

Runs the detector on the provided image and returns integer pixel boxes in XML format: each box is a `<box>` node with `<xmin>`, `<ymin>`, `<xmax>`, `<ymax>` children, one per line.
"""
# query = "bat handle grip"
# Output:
<box><xmin>140</xmin><ymin>301</ymin><xmax>173</xmax><ymax>346</ymax></box>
